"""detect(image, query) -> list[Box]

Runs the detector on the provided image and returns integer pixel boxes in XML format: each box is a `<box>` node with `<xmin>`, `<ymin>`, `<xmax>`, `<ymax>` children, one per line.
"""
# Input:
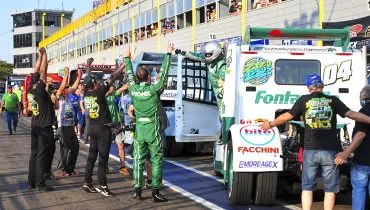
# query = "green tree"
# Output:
<box><xmin>0</xmin><ymin>60</ymin><xmax>13</xmax><ymax>80</ymax></box>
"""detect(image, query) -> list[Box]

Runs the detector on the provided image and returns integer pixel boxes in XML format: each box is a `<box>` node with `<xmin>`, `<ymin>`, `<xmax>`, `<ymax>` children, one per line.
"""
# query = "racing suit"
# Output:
<box><xmin>124</xmin><ymin>53</ymin><xmax>171</xmax><ymax>190</ymax></box>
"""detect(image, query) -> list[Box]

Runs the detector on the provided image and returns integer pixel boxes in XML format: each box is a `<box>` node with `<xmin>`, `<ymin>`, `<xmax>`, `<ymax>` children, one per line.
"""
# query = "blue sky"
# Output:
<box><xmin>0</xmin><ymin>0</ymin><xmax>91</xmax><ymax>63</ymax></box>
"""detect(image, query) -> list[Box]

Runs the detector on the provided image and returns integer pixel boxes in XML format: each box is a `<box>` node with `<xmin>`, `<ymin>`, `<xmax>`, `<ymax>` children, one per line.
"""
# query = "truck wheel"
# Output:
<box><xmin>163</xmin><ymin>136</ymin><xmax>183</xmax><ymax>157</ymax></box>
<box><xmin>254</xmin><ymin>172</ymin><xmax>277</xmax><ymax>205</ymax></box>
<box><xmin>228</xmin><ymin>151</ymin><xmax>253</xmax><ymax>204</ymax></box>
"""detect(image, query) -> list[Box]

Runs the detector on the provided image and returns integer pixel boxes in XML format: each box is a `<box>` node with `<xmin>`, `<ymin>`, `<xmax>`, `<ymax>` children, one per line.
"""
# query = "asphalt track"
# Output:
<box><xmin>0</xmin><ymin>114</ymin><xmax>356</xmax><ymax>209</ymax></box>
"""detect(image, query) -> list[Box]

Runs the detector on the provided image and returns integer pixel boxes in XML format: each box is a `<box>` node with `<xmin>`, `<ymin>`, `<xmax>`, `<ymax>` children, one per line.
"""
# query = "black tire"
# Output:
<box><xmin>254</xmin><ymin>172</ymin><xmax>277</xmax><ymax>206</ymax></box>
<box><xmin>163</xmin><ymin>136</ymin><xmax>183</xmax><ymax>157</ymax></box>
<box><xmin>228</xmin><ymin>150</ymin><xmax>253</xmax><ymax>205</ymax></box>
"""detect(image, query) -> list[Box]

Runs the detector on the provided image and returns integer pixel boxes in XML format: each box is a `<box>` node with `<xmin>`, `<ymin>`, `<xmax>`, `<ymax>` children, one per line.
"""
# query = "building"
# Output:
<box><xmin>40</xmin><ymin>0</ymin><xmax>370</xmax><ymax>72</ymax></box>
<box><xmin>12</xmin><ymin>9</ymin><xmax>73</xmax><ymax>74</ymax></box>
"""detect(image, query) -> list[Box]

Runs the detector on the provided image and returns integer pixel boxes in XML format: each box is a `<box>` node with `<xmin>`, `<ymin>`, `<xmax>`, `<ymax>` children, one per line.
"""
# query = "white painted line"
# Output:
<box><xmin>81</xmin><ymin>143</ymin><xmax>299</xmax><ymax>210</ymax></box>
<box><xmin>164</xmin><ymin>159</ymin><xmax>223</xmax><ymax>183</ymax></box>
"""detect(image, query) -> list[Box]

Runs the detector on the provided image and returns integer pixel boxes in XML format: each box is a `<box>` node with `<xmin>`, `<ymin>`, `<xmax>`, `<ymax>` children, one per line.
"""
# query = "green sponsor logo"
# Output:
<box><xmin>255</xmin><ymin>90</ymin><xmax>300</xmax><ymax>104</ymax></box>
<box><xmin>255</xmin><ymin>90</ymin><xmax>336</xmax><ymax>104</ymax></box>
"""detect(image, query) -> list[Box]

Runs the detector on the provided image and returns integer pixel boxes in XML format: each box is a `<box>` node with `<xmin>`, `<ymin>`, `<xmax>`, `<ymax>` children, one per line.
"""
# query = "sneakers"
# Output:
<box><xmin>68</xmin><ymin>170</ymin><xmax>79</xmax><ymax>176</ymax></box>
<box><xmin>37</xmin><ymin>184</ymin><xmax>54</xmax><ymax>192</ymax></box>
<box><xmin>45</xmin><ymin>172</ymin><xmax>57</xmax><ymax>180</ymax></box>
<box><xmin>8</xmin><ymin>131</ymin><xmax>12</xmax><ymax>135</ymax></box>
<box><xmin>132</xmin><ymin>188</ymin><xmax>142</xmax><ymax>200</ymax></box>
<box><xmin>152</xmin><ymin>190</ymin><xmax>168</xmax><ymax>202</ymax></box>
<box><xmin>13</xmin><ymin>129</ymin><xmax>16</xmax><ymax>134</ymax></box>
<box><xmin>55</xmin><ymin>170</ymin><xmax>69</xmax><ymax>178</ymax></box>
<box><xmin>28</xmin><ymin>183</ymin><xmax>35</xmax><ymax>189</ymax></box>
<box><xmin>119</xmin><ymin>167</ymin><xmax>130</xmax><ymax>176</ymax></box>
<box><xmin>82</xmin><ymin>183</ymin><xmax>97</xmax><ymax>193</ymax></box>
<box><xmin>95</xmin><ymin>185</ymin><xmax>114</xmax><ymax>197</ymax></box>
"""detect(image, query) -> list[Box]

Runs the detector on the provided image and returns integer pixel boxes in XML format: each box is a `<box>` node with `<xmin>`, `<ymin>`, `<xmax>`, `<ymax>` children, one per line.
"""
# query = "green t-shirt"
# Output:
<box><xmin>106</xmin><ymin>90</ymin><xmax>121</xmax><ymax>123</ymax></box>
<box><xmin>2</xmin><ymin>93</ymin><xmax>19</xmax><ymax>112</ymax></box>
<box><xmin>14</xmin><ymin>89</ymin><xmax>22</xmax><ymax>102</ymax></box>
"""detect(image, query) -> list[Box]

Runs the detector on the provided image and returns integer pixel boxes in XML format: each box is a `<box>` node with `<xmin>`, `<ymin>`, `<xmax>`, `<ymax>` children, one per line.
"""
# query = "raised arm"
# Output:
<box><xmin>56</xmin><ymin>67</ymin><xmax>70</xmax><ymax>97</ymax></box>
<box><xmin>154</xmin><ymin>43</ymin><xmax>174</xmax><ymax>92</ymax></box>
<box><xmin>175</xmin><ymin>49</ymin><xmax>206</xmax><ymax>63</ymax></box>
<box><xmin>39</xmin><ymin>47</ymin><xmax>48</xmax><ymax>83</ymax></box>
<box><xmin>34</xmin><ymin>49</ymin><xmax>43</xmax><ymax>73</ymax></box>
<box><xmin>85</xmin><ymin>57</ymin><xmax>94</xmax><ymax>75</ymax></box>
<box><xmin>67</xmin><ymin>70</ymin><xmax>82</xmax><ymax>94</ymax></box>
<box><xmin>116</xmin><ymin>83</ymin><xmax>129</xmax><ymax>96</ymax></box>
<box><xmin>123</xmin><ymin>48</ymin><xmax>135</xmax><ymax>90</ymax></box>
<box><xmin>106</xmin><ymin>61</ymin><xmax>125</xmax><ymax>86</ymax></box>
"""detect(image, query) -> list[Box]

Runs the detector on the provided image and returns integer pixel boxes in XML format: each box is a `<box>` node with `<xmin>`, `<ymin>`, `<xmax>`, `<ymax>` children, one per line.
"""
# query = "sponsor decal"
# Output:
<box><xmin>252</xmin><ymin>46</ymin><xmax>337</xmax><ymax>53</ymax></box>
<box><xmin>350</xmin><ymin>24</ymin><xmax>363</xmax><ymax>38</ymax></box>
<box><xmin>239</xmin><ymin>125</ymin><xmax>275</xmax><ymax>146</ymax></box>
<box><xmin>242</xmin><ymin>57</ymin><xmax>273</xmax><ymax>85</ymax></box>
<box><xmin>255</xmin><ymin>90</ymin><xmax>300</xmax><ymax>104</ymax></box>
<box><xmin>239</xmin><ymin>161</ymin><xmax>278</xmax><ymax>169</ymax></box>
<box><xmin>131</xmin><ymin>91</ymin><xmax>151</xmax><ymax>97</ymax></box>
<box><xmin>161</xmin><ymin>92</ymin><xmax>177</xmax><ymax>98</ymax></box>
<box><xmin>323</xmin><ymin>60</ymin><xmax>352</xmax><ymax>85</ymax></box>
<box><xmin>238</xmin><ymin>146</ymin><xmax>279</xmax><ymax>154</ymax></box>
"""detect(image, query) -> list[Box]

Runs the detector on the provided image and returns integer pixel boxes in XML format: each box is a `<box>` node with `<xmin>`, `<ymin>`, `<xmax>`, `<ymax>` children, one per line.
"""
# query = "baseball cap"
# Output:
<box><xmin>84</xmin><ymin>74</ymin><xmax>96</xmax><ymax>89</ymax></box>
<box><xmin>306</xmin><ymin>73</ymin><xmax>323</xmax><ymax>87</ymax></box>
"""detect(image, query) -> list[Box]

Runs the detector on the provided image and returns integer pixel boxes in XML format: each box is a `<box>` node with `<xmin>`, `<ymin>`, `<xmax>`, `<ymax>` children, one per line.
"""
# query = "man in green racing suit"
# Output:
<box><xmin>175</xmin><ymin>42</ymin><xmax>226</xmax><ymax>143</ymax></box>
<box><xmin>124</xmin><ymin>43</ymin><xmax>174</xmax><ymax>202</ymax></box>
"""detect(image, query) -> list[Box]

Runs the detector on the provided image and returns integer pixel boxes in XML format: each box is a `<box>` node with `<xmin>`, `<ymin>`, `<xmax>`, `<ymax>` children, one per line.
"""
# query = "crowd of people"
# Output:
<box><xmin>3</xmin><ymin>38</ymin><xmax>370</xmax><ymax>209</ymax></box>
<box><xmin>18</xmin><ymin>43</ymin><xmax>174</xmax><ymax>202</ymax></box>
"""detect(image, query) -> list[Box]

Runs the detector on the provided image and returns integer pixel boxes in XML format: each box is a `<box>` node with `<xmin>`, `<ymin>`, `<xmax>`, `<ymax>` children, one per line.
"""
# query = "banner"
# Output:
<box><xmin>323</xmin><ymin>15</ymin><xmax>370</xmax><ymax>49</ymax></box>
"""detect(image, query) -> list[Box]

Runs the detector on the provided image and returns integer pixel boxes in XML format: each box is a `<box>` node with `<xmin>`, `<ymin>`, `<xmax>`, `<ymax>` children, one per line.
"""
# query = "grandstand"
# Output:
<box><xmin>40</xmin><ymin>0</ymin><xmax>368</xmax><ymax>72</ymax></box>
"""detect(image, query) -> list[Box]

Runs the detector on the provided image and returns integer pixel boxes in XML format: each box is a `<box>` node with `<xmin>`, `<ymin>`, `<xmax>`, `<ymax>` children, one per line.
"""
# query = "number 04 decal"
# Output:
<box><xmin>323</xmin><ymin>60</ymin><xmax>352</xmax><ymax>85</ymax></box>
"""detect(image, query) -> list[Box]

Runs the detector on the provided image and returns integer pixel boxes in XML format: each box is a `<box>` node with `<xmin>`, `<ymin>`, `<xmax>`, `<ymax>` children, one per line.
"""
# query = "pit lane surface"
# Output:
<box><xmin>0</xmin><ymin>115</ymin><xmax>354</xmax><ymax>209</ymax></box>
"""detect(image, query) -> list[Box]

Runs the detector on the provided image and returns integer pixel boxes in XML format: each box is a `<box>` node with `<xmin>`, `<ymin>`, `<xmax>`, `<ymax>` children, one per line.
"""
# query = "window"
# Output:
<box><xmin>206</xmin><ymin>3</ymin><xmax>217</xmax><ymax>22</ymax></box>
<box><xmin>184</xmin><ymin>0</ymin><xmax>192</xmax><ymax>11</ymax></box>
<box><xmin>146</xmin><ymin>11</ymin><xmax>152</xmax><ymax>25</ymax></box>
<box><xmin>275</xmin><ymin>59</ymin><xmax>321</xmax><ymax>85</ymax></box>
<box><xmin>140</xmin><ymin>13</ymin><xmax>146</xmax><ymax>27</ymax></box>
<box><xmin>152</xmin><ymin>9</ymin><xmax>158</xmax><ymax>22</ymax></box>
<box><xmin>135</xmin><ymin>16</ymin><xmax>140</xmax><ymax>29</ymax></box>
<box><xmin>176</xmin><ymin>0</ymin><xmax>184</xmax><ymax>14</ymax></box>
<box><xmin>160</xmin><ymin>4</ymin><xmax>167</xmax><ymax>19</ymax></box>
<box><xmin>13</xmin><ymin>12</ymin><xmax>32</xmax><ymax>28</ymax></box>
<box><xmin>13</xmin><ymin>33</ymin><xmax>32</xmax><ymax>48</ymax></box>
<box><xmin>35</xmin><ymin>13</ymin><xmax>62</xmax><ymax>27</ymax></box>
<box><xmin>168</xmin><ymin>1</ymin><xmax>175</xmax><ymax>17</ymax></box>
<box><xmin>196</xmin><ymin>0</ymin><xmax>205</xmax><ymax>7</ymax></box>
<box><xmin>14</xmin><ymin>54</ymin><xmax>33</xmax><ymax>68</ymax></box>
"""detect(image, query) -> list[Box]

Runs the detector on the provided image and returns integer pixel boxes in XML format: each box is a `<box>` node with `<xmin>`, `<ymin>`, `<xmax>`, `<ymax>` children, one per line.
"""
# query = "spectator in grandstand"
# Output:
<box><xmin>206</xmin><ymin>8</ymin><xmax>211</xmax><ymax>22</ymax></box>
<box><xmin>211</xmin><ymin>6</ymin><xmax>217</xmax><ymax>22</ymax></box>
<box><xmin>253</xmin><ymin>0</ymin><xmax>270</xmax><ymax>9</ymax></box>
<box><xmin>169</xmin><ymin>20</ymin><xmax>176</xmax><ymax>33</ymax></box>
<box><xmin>81</xmin><ymin>55</ymin><xmax>125</xmax><ymax>197</ymax></box>
<box><xmin>262</xmin><ymin>74</ymin><xmax>370</xmax><ymax>210</ymax></box>
<box><xmin>25</xmin><ymin>47</ymin><xmax>55</xmax><ymax>191</ymax></box>
<box><xmin>236</xmin><ymin>2</ymin><xmax>243</xmax><ymax>12</ymax></box>
<box><xmin>105</xmin><ymin>81</ymin><xmax>130</xmax><ymax>176</ymax></box>
<box><xmin>123</xmin><ymin>43</ymin><xmax>173</xmax><ymax>202</ymax></box>
<box><xmin>229</xmin><ymin>0</ymin><xmax>239</xmax><ymax>15</ymax></box>
<box><xmin>335</xmin><ymin>85</ymin><xmax>370</xmax><ymax>210</ymax></box>
<box><xmin>1</xmin><ymin>85</ymin><xmax>20</xmax><ymax>135</ymax></box>
<box><xmin>54</xmin><ymin>68</ymin><xmax>83</xmax><ymax>178</ymax></box>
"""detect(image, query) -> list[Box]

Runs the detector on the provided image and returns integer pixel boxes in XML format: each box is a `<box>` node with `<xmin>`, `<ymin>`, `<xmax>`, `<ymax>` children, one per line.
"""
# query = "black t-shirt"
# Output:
<box><xmin>352</xmin><ymin>104</ymin><xmax>370</xmax><ymax>166</ymax></box>
<box><xmin>84</xmin><ymin>84</ymin><xmax>110</xmax><ymax>128</ymax></box>
<box><xmin>289</xmin><ymin>92</ymin><xmax>350</xmax><ymax>151</ymax></box>
<box><xmin>30</xmin><ymin>80</ymin><xmax>55</xmax><ymax>128</ymax></box>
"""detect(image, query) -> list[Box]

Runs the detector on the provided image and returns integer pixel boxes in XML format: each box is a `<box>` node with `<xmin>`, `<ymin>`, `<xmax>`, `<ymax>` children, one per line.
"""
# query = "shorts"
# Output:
<box><xmin>77</xmin><ymin>112</ymin><xmax>84</xmax><ymax>126</ymax></box>
<box><xmin>302</xmin><ymin>150</ymin><xmax>340</xmax><ymax>193</ymax></box>
<box><xmin>115</xmin><ymin>131</ymin><xmax>125</xmax><ymax>144</ymax></box>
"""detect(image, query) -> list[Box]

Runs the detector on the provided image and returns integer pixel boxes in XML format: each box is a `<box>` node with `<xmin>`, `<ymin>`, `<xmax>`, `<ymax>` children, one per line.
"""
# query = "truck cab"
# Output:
<box><xmin>214</xmin><ymin>26</ymin><xmax>367</xmax><ymax>205</ymax></box>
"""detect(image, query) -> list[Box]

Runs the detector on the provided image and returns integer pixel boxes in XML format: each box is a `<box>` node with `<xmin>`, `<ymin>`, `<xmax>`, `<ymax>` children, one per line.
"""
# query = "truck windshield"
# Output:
<box><xmin>275</xmin><ymin>59</ymin><xmax>321</xmax><ymax>85</ymax></box>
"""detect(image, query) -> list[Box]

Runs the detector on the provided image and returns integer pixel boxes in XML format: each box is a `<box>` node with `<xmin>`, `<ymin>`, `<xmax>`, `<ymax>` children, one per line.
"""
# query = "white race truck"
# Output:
<box><xmin>208</xmin><ymin>26</ymin><xmax>368</xmax><ymax>205</ymax></box>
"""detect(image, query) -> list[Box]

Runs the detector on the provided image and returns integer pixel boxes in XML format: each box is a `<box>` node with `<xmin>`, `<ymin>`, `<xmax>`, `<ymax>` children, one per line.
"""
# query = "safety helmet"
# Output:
<box><xmin>204</xmin><ymin>42</ymin><xmax>223</xmax><ymax>63</ymax></box>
